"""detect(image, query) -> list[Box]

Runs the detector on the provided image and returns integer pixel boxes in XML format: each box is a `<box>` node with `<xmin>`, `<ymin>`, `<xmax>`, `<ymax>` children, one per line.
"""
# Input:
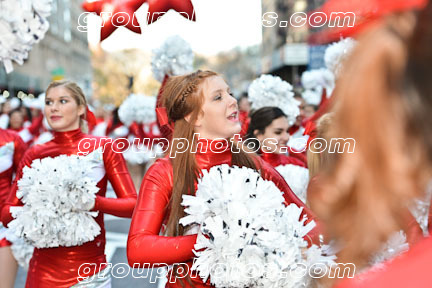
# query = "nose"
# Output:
<box><xmin>228</xmin><ymin>94</ymin><xmax>237</xmax><ymax>108</ymax></box>
<box><xmin>50</xmin><ymin>101</ymin><xmax>59</xmax><ymax>112</ymax></box>
<box><xmin>281</xmin><ymin>132</ymin><xmax>290</xmax><ymax>145</ymax></box>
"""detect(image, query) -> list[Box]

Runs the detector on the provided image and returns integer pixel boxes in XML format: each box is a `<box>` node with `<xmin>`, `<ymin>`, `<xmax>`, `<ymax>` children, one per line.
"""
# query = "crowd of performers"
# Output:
<box><xmin>1</xmin><ymin>2</ymin><xmax>432</xmax><ymax>288</ymax></box>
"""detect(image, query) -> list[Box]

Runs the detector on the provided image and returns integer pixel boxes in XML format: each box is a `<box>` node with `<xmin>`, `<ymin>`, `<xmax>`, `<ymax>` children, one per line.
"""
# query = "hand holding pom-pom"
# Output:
<box><xmin>8</xmin><ymin>149</ymin><xmax>103</xmax><ymax>248</ymax></box>
<box><xmin>180</xmin><ymin>165</ymin><xmax>335</xmax><ymax>288</ymax></box>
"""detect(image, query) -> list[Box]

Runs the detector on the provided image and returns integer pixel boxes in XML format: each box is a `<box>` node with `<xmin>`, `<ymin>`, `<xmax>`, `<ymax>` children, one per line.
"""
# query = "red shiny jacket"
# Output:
<box><xmin>0</xmin><ymin>128</ymin><xmax>27</xmax><ymax>247</ymax></box>
<box><xmin>127</xmin><ymin>139</ymin><xmax>320</xmax><ymax>288</ymax></box>
<box><xmin>261</xmin><ymin>151</ymin><xmax>307</xmax><ymax>168</ymax></box>
<box><xmin>1</xmin><ymin>128</ymin><xmax>137</xmax><ymax>288</ymax></box>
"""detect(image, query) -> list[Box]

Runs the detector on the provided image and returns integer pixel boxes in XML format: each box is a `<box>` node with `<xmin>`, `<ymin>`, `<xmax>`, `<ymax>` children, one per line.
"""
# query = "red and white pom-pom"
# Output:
<box><xmin>248</xmin><ymin>75</ymin><xmax>300</xmax><ymax>126</ymax></box>
<box><xmin>151</xmin><ymin>35</ymin><xmax>194</xmax><ymax>82</ymax></box>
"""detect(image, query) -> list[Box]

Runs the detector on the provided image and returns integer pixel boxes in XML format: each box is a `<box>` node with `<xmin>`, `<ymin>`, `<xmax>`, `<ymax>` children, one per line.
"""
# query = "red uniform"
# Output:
<box><xmin>260</xmin><ymin>151</ymin><xmax>307</xmax><ymax>168</ymax></box>
<box><xmin>1</xmin><ymin>128</ymin><xmax>137</xmax><ymax>288</ymax></box>
<box><xmin>127</xmin><ymin>139</ymin><xmax>320</xmax><ymax>287</ymax></box>
<box><xmin>336</xmin><ymin>236</ymin><xmax>432</xmax><ymax>288</ymax></box>
<box><xmin>0</xmin><ymin>128</ymin><xmax>27</xmax><ymax>247</ymax></box>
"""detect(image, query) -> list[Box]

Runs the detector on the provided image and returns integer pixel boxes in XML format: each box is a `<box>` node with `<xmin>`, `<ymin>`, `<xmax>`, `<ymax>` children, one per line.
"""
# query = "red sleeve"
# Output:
<box><xmin>257</xmin><ymin>158</ymin><xmax>321</xmax><ymax>244</ymax></box>
<box><xmin>93</xmin><ymin>142</ymin><xmax>137</xmax><ymax>218</ymax></box>
<box><xmin>1</xmin><ymin>148</ymin><xmax>36</xmax><ymax>226</ymax></box>
<box><xmin>127</xmin><ymin>158</ymin><xmax>197</xmax><ymax>267</ymax></box>
<box><xmin>27</xmin><ymin>114</ymin><xmax>44</xmax><ymax>136</ymax></box>
<box><xmin>12</xmin><ymin>134</ymin><xmax>27</xmax><ymax>171</ymax></box>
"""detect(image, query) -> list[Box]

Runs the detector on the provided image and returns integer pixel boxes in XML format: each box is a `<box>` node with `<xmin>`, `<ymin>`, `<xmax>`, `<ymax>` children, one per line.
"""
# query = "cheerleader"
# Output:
<box><xmin>308</xmin><ymin>1</ymin><xmax>431</xmax><ymax>286</ymax></box>
<box><xmin>244</xmin><ymin>107</ymin><xmax>306</xmax><ymax>168</ymax></box>
<box><xmin>127</xmin><ymin>70</ymin><xmax>320</xmax><ymax>287</ymax></box>
<box><xmin>0</xmin><ymin>128</ymin><xmax>27</xmax><ymax>288</ymax></box>
<box><xmin>1</xmin><ymin>81</ymin><xmax>137</xmax><ymax>288</ymax></box>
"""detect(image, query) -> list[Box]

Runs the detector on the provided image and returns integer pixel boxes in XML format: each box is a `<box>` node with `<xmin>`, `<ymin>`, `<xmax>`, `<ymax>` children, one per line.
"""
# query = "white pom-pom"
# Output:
<box><xmin>275</xmin><ymin>164</ymin><xmax>309</xmax><ymax>203</ymax></box>
<box><xmin>118</xmin><ymin>94</ymin><xmax>157</xmax><ymax>126</ymax></box>
<box><xmin>0</xmin><ymin>224</ymin><xmax>34</xmax><ymax>268</ymax></box>
<box><xmin>180</xmin><ymin>164</ymin><xmax>335</xmax><ymax>287</ymax></box>
<box><xmin>248</xmin><ymin>75</ymin><xmax>300</xmax><ymax>126</ymax></box>
<box><xmin>371</xmin><ymin>231</ymin><xmax>409</xmax><ymax>266</ymax></box>
<box><xmin>0</xmin><ymin>0</ymin><xmax>52</xmax><ymax>73</ymax></box>
<box><xmin>301</xmin><ymin>68</ymin><xmax>335</xmax><ymax>105</ymax></box>
<box><xmin>8</xmin><ymin>150</ymin><xmax>102</xmax><ymax>248</ymax></box>
<box><xmin>324</xmin><ymin>38</ymin><xmax>356</xmax><ymax>77</ymax></box>
<box><xmin>151</xmin><ymin>35</ymin><xmax>194</xmax><ymax>82</ymax></box>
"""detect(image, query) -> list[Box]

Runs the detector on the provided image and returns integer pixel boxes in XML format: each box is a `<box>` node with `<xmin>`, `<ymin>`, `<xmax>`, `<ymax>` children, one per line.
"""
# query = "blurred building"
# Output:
<box><xmin>261</xmin><ymin>0</ymin><xmax>327</xmax><ymax>87</ymax></box>
<box><xmin>0</xmin><ymin>0</ymin><xmax>92</xmax><ymax>98</ymax></box>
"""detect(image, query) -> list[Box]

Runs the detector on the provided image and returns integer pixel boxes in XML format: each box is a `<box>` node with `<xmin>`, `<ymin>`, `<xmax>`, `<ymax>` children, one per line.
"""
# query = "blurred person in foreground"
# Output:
<box><xmin>308</xmin><ymin>2</ymin><xmax>432</xmax><ymax>287</ymax></box>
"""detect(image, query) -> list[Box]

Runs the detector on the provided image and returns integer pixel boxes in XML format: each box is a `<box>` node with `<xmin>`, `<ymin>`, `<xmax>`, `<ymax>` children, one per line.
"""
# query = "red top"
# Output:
<box><xmin>261</xmin><ymin>151</ymin><xmax>307</xmax><ymax>168</ymax></box>
<box><xmin>0</xmin><ymin>129</ymin><xmax>27</xmax><ymax>213</ymax></box>
<box><xmin>127</xmin><ymin>139</ymin><xmax>320</xmax><ymax>287</ymax></box>
<box><xmin>336</xmin><ymin>236</ymin><xmax>432</xmax><ymax>288</ymax></box>
<box><xmin>1</xmin><ymin>128</ymin><xmax>137</xmax><ymax>288</ymax></box>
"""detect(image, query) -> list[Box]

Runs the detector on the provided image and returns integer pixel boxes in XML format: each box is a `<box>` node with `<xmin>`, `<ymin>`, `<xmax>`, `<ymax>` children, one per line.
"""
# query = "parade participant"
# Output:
<box><xmin>0</xmin><ymin>128</ymin><xmax>27</xmax><ymax>288</ymax></box>
<box><xmin>127</xmin><ymin>70</ymin><xmax>320</xmax><ymax>287</ymax></box>
<box><xmin>1</xmin><ymin>80</ymin><xmax>137</xmax><ymax>288</ymax></box>
<box><xmin>244</xmin><ymin>106</ymin><xmax>306</xmax><ymax>168</ymax></box>
<box><xmin>308</xmin><ymin>2</ymin><xmax>431</xmax><ymax>286</ymax></box>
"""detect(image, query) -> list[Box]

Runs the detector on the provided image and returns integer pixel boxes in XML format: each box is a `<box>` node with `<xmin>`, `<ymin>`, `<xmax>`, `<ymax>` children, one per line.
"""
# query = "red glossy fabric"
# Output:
<box><xmin>1</xmin><ymin>128</ymin><xmax>137</xmax><ymax>288</ymax></box>
<box><xmin>0</xmin><ymin>128</ymin><xmax>26</xmax><ymax>247</ymax></box>
<box><xmin>0</xmin><ymin>129</ymin><xmax>27</xmax><ymax>211</ymax></box>
<box><xmin>261</xmin><ymin>151</ymin><xmax>307</xmax><ymax>168</ymax></box>
<box><xmin>127</xmin><ymin>139</ymin><xmax>321</xmax><ymax>287</ymax></box>
<box><xmin>336</xmin><ymin>236</ymin><xmax>432</xmax><ymax>288</ymax></box>
<box><xmin>238</xmin><ymin>111</ymin><xmax>250</xmax><ymax>137</ymax></box>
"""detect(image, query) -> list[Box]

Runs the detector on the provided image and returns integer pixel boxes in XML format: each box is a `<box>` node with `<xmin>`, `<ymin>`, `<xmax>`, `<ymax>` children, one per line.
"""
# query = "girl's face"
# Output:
<box><xmin>44</xmin><ymin>86</ymin><xmax>85</xmax><ymax>132</ymax></box>
<box><xmin>255</xmin><ymin>116</ymin><xmax>290</xmax><ymax>154</ymax></box>
<box><xmin>9</xmin><ymin>110</ymin><xmax>24</xmax><ymax>130</ymax></box>
<box><xmin>193</xmin><ymin>76</ymin><xmax>241</xmax><ymax>139</ymax></box>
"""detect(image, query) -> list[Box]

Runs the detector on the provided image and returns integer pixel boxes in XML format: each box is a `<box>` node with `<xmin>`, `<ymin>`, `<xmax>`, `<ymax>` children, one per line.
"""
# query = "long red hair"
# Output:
<box><xmin>161</xmin><ymin>70</ymin><xmax>257</xmax><ymax>237</ymax></box>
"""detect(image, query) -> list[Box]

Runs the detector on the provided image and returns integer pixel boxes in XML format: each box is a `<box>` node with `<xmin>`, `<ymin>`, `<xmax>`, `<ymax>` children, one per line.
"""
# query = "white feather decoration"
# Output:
<box><xmin>248</xmin><ymin>75</ymin><xmax>300</xmax><ymax>126</ymax></box>
<box><xmin>275</xmin><ymin>164</ymin><xmax>309</xmax><ymax>203</ymax></box>
<box><xmin>118</xmin><ymin>94</ymin><xmax>157</xmax><ymax>126</ymax></box>
<box><xmin>324</xmin><ymin>38</ymin><xmax>356</xmax><ymax>77</ymax></box>
<box><xmin>151</xmin><ymin>35</ymin><xmax>194</xmax><ymax>82</ymax></box>
<box><xmin>0</xmin><ymin>0</ymin><xmax>52</xmax><ymax>73</ymax></box>
<box><xmin>0</xmin><ymin>223</ymin><xmax>34</xmax><ymax>268</ymax></box>
<box><xmin>180</xmin><ymin>164</ymin><xmax>335</xmax><ymax>288</ymax></box>
<box><xmin>301</xmin><ymin>68</ymin><xmax>335</xmax><ymax>105</ymax></box>
<box><xmin>8</xmin><ymin>150</ymin><xmax>102</xmax><ymax>248</ymax></box>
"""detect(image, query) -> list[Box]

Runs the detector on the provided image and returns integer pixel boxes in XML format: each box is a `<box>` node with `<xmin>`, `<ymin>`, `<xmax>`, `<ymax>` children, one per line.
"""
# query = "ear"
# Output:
<box><xmin>78</xmin><ymin>105</ymin><xmax>86</xmax><ymax>118</ymax></box>
<box><xmin>185</xmin><ymin>111</ymin><xmax>203</xmax><ymax>127</ymax></box>
<box><xmin>253</xmin><ymin>129</ymin><xmax>261</xmax><ymax>137</ymax></box>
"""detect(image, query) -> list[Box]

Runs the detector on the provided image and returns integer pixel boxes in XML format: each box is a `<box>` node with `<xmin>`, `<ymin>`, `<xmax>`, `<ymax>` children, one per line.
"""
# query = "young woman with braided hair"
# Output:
<box><xmin>127</xmin><ymin>70</ymin><xmax>321</xmax><ymax>287</ymax></box>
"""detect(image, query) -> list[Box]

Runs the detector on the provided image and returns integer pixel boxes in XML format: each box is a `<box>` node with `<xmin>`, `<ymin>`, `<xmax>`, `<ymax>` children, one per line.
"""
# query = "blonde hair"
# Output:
<box><xmin>307</xmin><ymin>113</ymin><xmax>334</xmax><ymax>178</ymax></box>
<box><xmin>46</xmin><ymin>80</ymin><xmax>88</xmax><ymax>131</ymax></box>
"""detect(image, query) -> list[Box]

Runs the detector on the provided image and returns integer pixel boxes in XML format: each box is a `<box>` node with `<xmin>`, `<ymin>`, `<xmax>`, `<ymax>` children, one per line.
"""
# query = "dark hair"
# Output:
<box><xmin>244</xmin><ymin>107</ymin><xmax>286</xmax><ymax>153</ymax></box>
<box><xmin>8</xmin><ymin>108</ymin><xmax>24</xmax><ymax>129</ymax></box>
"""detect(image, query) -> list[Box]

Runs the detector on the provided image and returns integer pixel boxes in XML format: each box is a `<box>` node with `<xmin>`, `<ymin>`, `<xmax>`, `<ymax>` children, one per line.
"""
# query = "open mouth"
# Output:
<box><xmin>227</xmin><ymin>111</ymin><xmax>238</xmax><ymax>121</ymax></box>
<box><xmin>50</xmin><ymin>116</ymin><xmax>62</xmax><ymax>121</ymax></box>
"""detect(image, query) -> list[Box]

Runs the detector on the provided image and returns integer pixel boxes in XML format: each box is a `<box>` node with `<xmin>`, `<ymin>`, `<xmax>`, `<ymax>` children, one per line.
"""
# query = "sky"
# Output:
<box><xmin>86</xmin><ymin>0</ymin><xmax>263</xmax><ymax>55</ymax></box>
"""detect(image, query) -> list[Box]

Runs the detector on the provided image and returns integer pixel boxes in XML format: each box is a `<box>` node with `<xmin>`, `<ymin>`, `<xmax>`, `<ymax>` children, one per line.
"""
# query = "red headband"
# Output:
<box><xmin>156</xmin><ymin>74</ymin><xmax>174</xmax><ymax>140</ymax></box>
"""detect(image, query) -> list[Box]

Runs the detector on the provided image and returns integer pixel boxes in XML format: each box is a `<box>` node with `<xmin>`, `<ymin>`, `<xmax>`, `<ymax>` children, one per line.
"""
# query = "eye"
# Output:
<box><xmin>214</xmin><ymin>94</ymin><xmax>222</xmax><ymax>101</ymax></box>
<box><xmin>274</xmin><ymin>131</ymin><xmax>282</xmax><ymax>135</ymax></box>
<box><xmin>60</xmin><ymin>99</ymin><xmax>68</xmax><ymax>104</ymax></box>
<box><xmin>45</xmin><ymin>100</ymin><xmax>52</xmax><ymax>105</ymax></box>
